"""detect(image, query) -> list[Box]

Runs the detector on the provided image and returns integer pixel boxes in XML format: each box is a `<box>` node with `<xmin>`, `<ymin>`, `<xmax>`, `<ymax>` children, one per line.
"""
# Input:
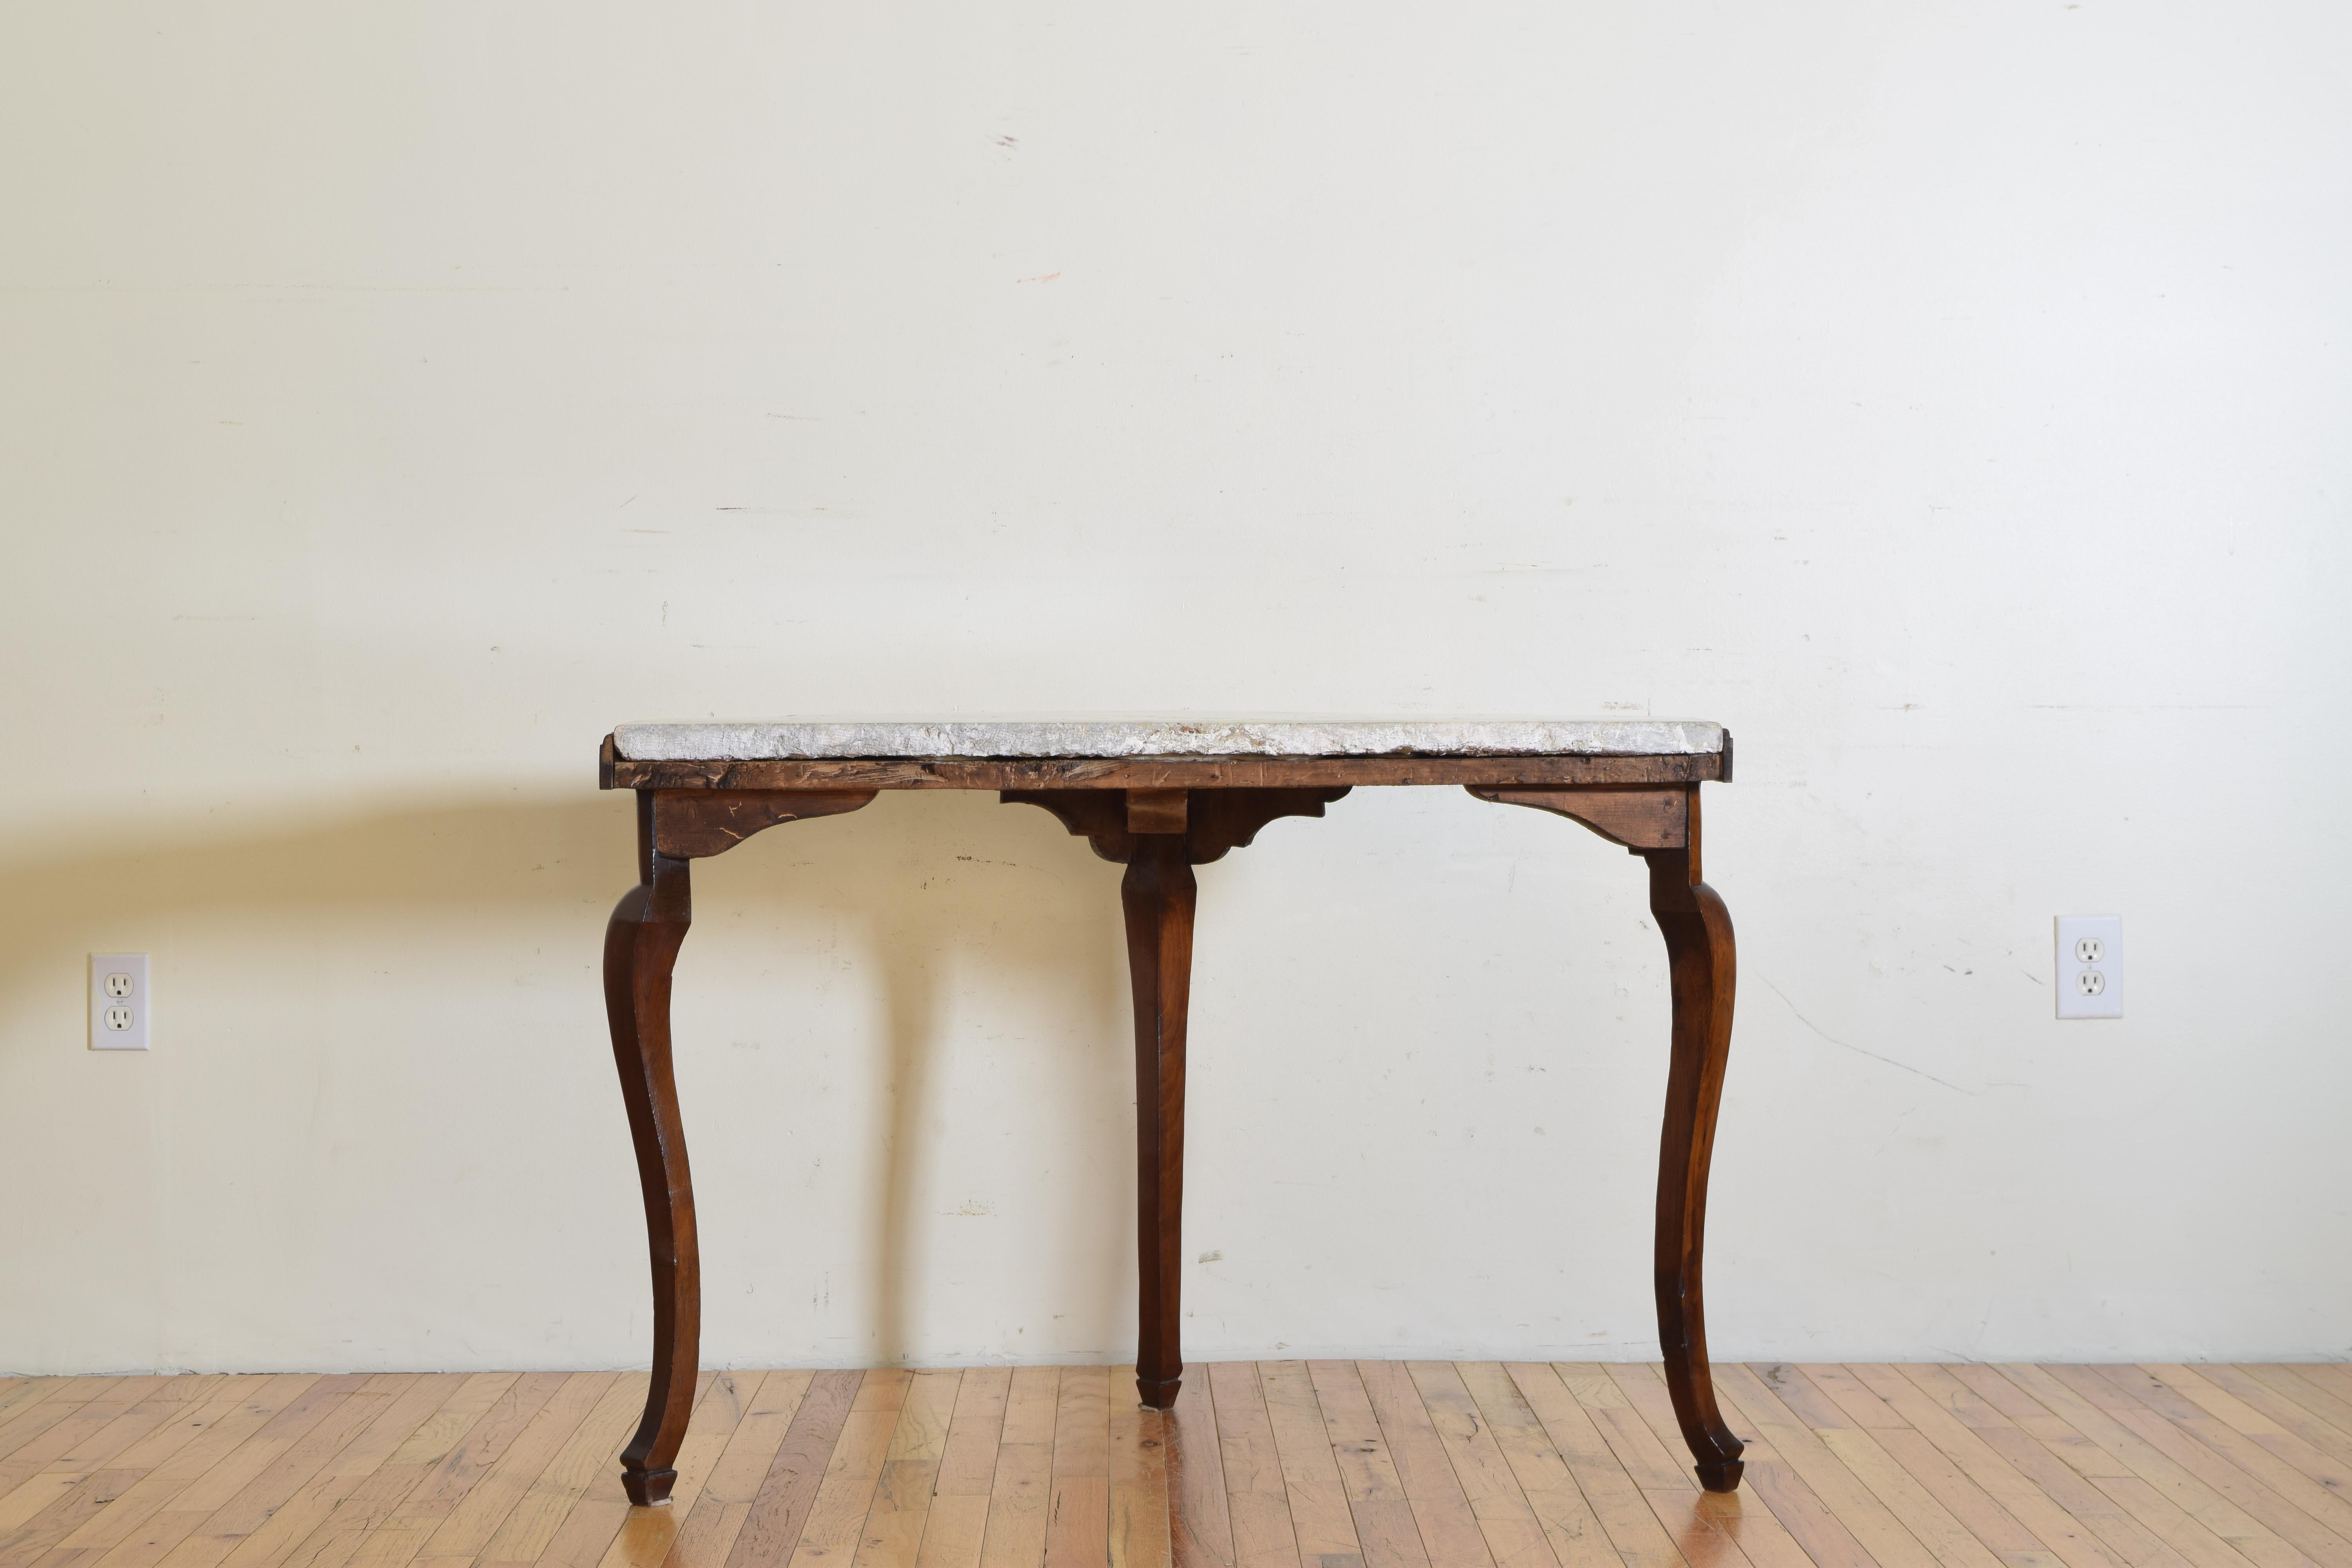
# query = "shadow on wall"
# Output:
<box><xmin>0</xmin><ymin>788</ymin><xmax>1136</xmax><ymax>1368</ymax></box>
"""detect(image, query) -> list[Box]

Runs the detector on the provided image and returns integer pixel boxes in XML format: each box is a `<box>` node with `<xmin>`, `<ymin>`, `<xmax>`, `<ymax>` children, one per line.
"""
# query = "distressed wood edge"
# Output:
<box><xmin>604</xmin><ymin>750</ymin><xmax>1726</xmax><ymax>791</ymax></box>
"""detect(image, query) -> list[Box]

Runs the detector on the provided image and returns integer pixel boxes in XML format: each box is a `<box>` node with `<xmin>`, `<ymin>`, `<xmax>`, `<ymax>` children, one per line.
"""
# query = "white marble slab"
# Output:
<box><xmin>612</xmin><ymin>718</ymin><xmax>1724</xmax><ymax>761</ymax></box>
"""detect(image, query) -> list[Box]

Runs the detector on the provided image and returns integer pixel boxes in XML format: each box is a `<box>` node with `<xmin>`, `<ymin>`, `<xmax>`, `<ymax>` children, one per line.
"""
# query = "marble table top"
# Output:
<box><xmin>612</xmin><ymin>719</ymin><xmax>1725</xmax><ymax>762</ymax></box>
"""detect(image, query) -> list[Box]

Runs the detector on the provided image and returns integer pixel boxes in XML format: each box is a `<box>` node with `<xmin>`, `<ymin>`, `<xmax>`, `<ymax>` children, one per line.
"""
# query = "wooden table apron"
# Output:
<box><xmin>595</xmin><ymin>741</ymin><xmax>1747</xmax><ymax>1502</ymax></box>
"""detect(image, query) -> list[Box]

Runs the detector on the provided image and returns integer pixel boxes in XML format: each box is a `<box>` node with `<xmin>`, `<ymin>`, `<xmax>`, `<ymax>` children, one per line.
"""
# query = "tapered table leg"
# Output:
<box><xmin>1123</xmin><ymin>833</ymin><xmax>1194</xmax><ymax>1410</ymax></box>
<box><xmin>1641</xmin><ymin>839</ymin><xmax>1746</xmax><ymax>1492</ymax></box>
<box><xmin>605</xmin><ymin>840</ymin><xmax>699</xmax><ymax>1507</ymax></box>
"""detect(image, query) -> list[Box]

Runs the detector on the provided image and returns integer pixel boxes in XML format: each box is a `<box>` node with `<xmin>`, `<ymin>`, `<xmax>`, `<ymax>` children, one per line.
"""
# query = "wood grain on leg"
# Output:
<box><xmin>1122</xmin><ymin>832</ymin><xmax>1194</xmax><ymax>1413</ymax></box>
<box><xmin>1638</xmin><ymin>791</ymin><xmax>1745</xmax><ymax>1494</ymax></box>
<box><xmin>605</xmin><ymin>816</ymin><xmax>697</xmax><ymax>1508</ymax></box>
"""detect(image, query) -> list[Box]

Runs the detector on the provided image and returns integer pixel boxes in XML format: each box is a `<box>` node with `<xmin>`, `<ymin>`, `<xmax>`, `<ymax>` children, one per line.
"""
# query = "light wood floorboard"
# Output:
<box><xmin>0</xmin><ymin>1367</ymin><xmax>2341</xmax><ymax>1568</ymax></box>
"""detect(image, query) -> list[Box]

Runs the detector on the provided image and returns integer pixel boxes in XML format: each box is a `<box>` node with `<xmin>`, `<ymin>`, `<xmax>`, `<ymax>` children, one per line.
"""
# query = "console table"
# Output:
<box><xmin>596</xmin><ymin>719</ymin><xmax>1746</xmax><ymax>1502</ymax></box>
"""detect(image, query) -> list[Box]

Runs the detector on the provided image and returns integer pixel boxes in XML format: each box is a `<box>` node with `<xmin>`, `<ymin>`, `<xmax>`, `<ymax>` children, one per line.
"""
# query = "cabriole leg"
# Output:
<box><xmin>1123</xmin><ymin>833</ymin><xmax>1194</xmax><ymax>1410</ymax></box>
<box><xmin>605</xmin><ymin>821</ymin><xmax>698</xmax><ymax>1506</ymax></box>
<box><xmin>1641</xmin><ymin>840</ymin><xmax>1746</xmax><ymax>1492</ymax></box>
<box><xmin>601</xmin><ymin>785</ymin><xmax>873</xmax><ymax>1503</ymax></box>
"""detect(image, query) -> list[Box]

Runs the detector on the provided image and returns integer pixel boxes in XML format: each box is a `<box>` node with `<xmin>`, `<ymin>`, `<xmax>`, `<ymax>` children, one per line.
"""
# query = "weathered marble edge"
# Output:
<box><xmin>612</xmin><ymin>719</ymin><xmax>1725</xmax><ymax>761</ymax></box>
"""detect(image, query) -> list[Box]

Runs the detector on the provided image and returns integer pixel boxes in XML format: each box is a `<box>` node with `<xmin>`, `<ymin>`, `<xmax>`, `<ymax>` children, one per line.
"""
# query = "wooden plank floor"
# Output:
<box><xmin>0</xmin><ymin>1364</ymin><xmax>2347</xmax><ymax>1568</ymax></box>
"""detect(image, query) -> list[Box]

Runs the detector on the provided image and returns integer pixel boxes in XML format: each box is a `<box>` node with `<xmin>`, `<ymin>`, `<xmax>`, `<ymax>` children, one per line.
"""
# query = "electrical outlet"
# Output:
<box><xmin>2054</xmin><ymin>917</ymin><xmax>2122</xmax><ymax>1020</ymax></box>
<box><xmin>90</xmin><ymin>954</ymin><xmax>149</xmax><ymax>1050</ymax></box>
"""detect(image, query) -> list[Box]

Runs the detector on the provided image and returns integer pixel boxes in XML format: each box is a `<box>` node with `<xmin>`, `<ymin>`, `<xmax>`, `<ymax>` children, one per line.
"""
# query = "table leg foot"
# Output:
<box><xmin>1695</xmin><ymin>1458</ymin><xmax>1744</xmax><ymax>1494</ymax></box>
<box><xmin>1136</xmin><ymin>1371</ymin><xmax>1182</xmax><ymax>1410</ymax></box>
<box><xmin>622</xmin><ymin>1467</ymin><xmax>678</xmax><ymax>1507</ymax></box>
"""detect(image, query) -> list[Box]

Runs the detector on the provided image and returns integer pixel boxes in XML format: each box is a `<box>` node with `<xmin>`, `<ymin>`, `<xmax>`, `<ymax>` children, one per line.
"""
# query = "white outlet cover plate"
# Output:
<box><xmin>90</xmin><ymin>953</ymin><xmax>150</xmax><ymax>1050</ymax></box>
<box><xmin>2054</xmin><ymin>916</ymin><xmax>2122</xmax><ymax>1020</ymax></box>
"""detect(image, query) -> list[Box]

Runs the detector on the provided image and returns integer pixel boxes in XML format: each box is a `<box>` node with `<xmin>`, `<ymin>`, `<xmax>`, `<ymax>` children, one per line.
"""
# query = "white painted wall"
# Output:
<box><xmin>2</xmin><ymin>1</ymin><xmax>2346</xmax><ymax>1376</ymax></box>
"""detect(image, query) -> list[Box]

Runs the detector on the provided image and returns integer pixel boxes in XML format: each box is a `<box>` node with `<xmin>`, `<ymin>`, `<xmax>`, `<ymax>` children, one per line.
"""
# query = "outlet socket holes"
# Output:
<box><xmin>2054</xmin><ymin>917</ymin><xmax>2123</xmax><ymax>1020</ymax></box>
<box><xmin>89</xmin><ymin>953</ymin><xmax>149</xmax><ymax>1050</ymax></box>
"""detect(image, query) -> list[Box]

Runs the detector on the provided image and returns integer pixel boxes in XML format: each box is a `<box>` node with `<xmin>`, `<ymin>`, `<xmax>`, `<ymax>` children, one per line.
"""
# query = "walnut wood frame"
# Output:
<box><xmin>599</xmin><ymin>741</ymin><xmax>1744</xmax><ymax>1503</ymax></box>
